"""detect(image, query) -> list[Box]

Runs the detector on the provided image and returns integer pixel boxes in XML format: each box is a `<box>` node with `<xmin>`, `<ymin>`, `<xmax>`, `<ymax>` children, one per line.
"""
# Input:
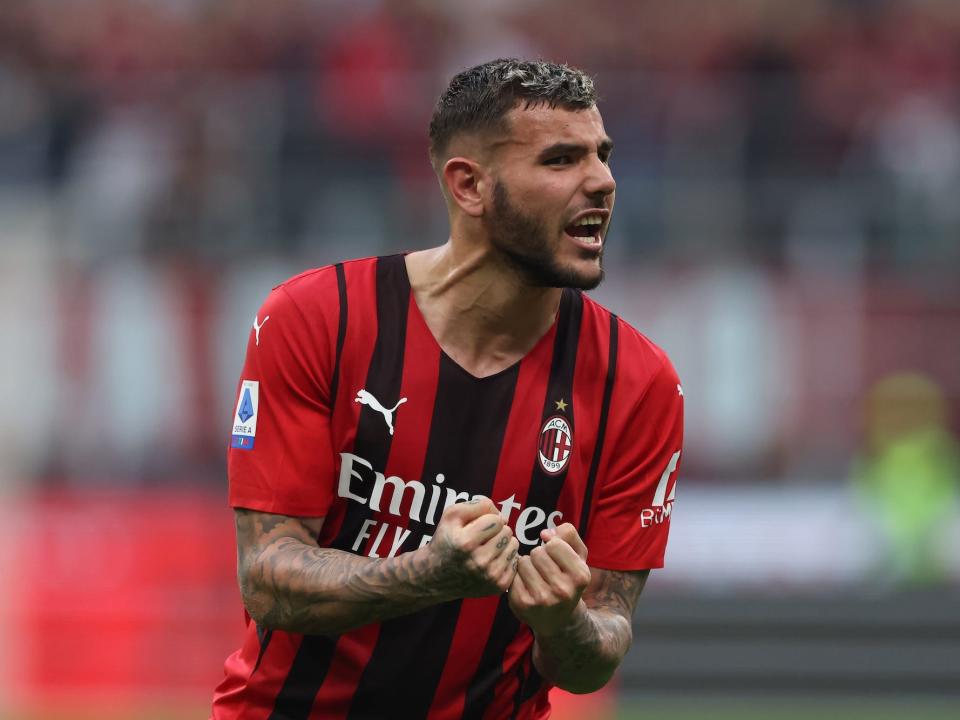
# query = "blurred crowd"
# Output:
<box><xmin>2</xmin><ymin>0</ymin><xmax>959</xmax><ymax>267</ymax></box>
<box><xmin>1</xmin><ymin>0</ymin><xmax>958</xmax><ymax>510</ymax></box>
<box><xmin>2</xmin><ymin>8</ymin><xmax>958</xmax><ymax>714</ymax></box>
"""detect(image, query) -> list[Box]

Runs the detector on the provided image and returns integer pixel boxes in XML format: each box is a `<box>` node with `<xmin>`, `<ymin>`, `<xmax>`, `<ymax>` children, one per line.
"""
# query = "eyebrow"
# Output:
<box><xmin>537</xmin><ymin>138</ymin><xmax>615</xmax><ymax>161</ymax></box>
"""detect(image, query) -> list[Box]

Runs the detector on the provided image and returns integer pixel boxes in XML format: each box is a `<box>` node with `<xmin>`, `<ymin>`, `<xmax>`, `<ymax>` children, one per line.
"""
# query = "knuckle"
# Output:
<box><xmin>452</xmin><ymin>536</ymin><xmax>471</xmax><ymax>555</ymax></box>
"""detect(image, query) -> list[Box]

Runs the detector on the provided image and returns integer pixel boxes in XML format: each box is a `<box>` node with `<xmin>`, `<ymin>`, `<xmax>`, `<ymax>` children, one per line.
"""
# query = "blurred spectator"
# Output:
<box><xmin>0</xmin><ymin>0</ymin><xmax>958</xmax><ymax>490</ymax></box>
<box><xmin>854</xmin><ymin>373</ymin><xmax>960</xmax><ymax>586</ymax></box>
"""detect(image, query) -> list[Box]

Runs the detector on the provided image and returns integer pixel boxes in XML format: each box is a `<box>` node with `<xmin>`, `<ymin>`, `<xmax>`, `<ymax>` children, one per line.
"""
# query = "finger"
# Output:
<box><xmin>475</xmin><ymin>525</ymin><xmax>514</xmax><ymax>566</ymax></box>
<box><xmin>542</xmin><ymin>537</ymin><xmax>589</xmax><ymax>578</ymax></box>
<box><xmin>509</xmin><ymin>562</ymin><xmax>533</xmax><ymax>604</ymax></box>
<box><xmin>529</xmin><ymin>545</ymin><xmax>565</xmax><ymax>585</ymax></box>
<box><xmin>494</xmin><ymin>539</ymin><xmax>520</xmax><ymax>591</ymax></box>
<box><xmin>463</xmin><ymin>512</ymin><xmax>506</xmax><ymax>545</ymax></box>
<box><xmin>541</xmin><ymin>523</ymin><xmax>588</xmax><ymax>561</ymax></box>
<box><xmin>516</xmin><ymin>555</ymin><xmax>549</xmax><ymax>600</ymax></box>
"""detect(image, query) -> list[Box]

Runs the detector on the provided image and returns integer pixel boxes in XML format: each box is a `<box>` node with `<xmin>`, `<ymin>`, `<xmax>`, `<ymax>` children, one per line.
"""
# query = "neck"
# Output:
<box><xmin>406</xmin><ymin>241</ymin><xmax>562</xmax><ymax>378</ymax></box>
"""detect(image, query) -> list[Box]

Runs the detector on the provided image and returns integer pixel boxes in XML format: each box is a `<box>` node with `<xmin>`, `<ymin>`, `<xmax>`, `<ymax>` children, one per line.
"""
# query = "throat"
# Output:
<box><xmin>406</xmin><ymin>248</ymin><xmax>562</xmax><ymax>378</ymax></box>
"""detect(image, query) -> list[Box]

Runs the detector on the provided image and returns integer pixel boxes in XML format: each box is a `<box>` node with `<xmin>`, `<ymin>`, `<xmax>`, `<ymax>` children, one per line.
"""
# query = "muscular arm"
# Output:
<box><xmin>235</xmin><ymin>503</ymin><xmax>518</xmax><ymax>636</ymax></box>
<box><xmin>507</xmin><ymin>524</ymin><xmax>649</xmax><ymax>694</ymax></box>
<box><xmin>531</xmin><ymin>567</ymin><xmax>648</xmax><ymax>694</ymax></box>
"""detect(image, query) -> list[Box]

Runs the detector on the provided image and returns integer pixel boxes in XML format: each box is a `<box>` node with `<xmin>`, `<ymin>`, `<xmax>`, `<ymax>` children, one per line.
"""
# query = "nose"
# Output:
<box><xmin>584</xmin><ymin>155</ymin><xmax>616</xmax><ymax>200</ymax></box>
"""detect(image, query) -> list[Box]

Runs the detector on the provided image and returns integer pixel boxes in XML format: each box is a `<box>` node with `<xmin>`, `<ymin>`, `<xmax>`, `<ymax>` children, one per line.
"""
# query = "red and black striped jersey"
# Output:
<box><xmin>213</xmin><ymin>254</ymin><xmax>684</xmax><ymax>720</ymax></box>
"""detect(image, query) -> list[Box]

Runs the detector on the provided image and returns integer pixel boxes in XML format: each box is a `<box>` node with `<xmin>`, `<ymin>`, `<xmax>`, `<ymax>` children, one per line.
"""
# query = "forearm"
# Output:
<box><xmin>242</xmin><ymin>536</ymin><xmax>451</xmax><ymax>635</ymax></box>
<box><xmin>531</xmin><ymin>601</ymin><xmax>632</xmax><ymax>694</ymax></box>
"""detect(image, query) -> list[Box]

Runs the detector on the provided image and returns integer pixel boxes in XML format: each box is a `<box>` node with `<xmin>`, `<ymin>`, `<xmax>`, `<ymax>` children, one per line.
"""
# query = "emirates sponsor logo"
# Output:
<box><xmin>337</xmin><ymin>452</ymin><xmax>563</xmax><ymax>557</ymax></box>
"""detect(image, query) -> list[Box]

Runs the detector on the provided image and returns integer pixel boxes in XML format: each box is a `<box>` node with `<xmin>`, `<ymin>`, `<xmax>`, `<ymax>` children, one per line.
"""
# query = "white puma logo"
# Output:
<box><xmin>253</xmin><ymin>315</ymin><xmax>270</xmax><ymax>346</ymax></box>
<box><xmin>355</xmin><ymin>389</ymin><xmax>407</xmax><ymax>436</ymax></box>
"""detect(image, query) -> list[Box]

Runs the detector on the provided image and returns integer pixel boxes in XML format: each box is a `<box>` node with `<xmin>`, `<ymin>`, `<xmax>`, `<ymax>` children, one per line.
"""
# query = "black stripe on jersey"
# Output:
<box><xmin>462</xmin><ymin>288</ymin><xmax>584</xmax><ymax>720</ymax></box>
<box><xmin>514</xmin><ymin>304</ymin><xmax>612</xmax><ymax>715</ymax></box>
<box><xmin>328</xmin><ymin>262</ymin><xmax>348</xmax><ymax>411</ymax></box>
<box><xmin>578</xmin><ymin>313</ymin><xmax>618</xmax><ymax>535</ymax></box>
<box><xmin>269</xmin><ymin>254</ymin><xmax>410</xmax><ymax>720</ymax></box>
<box><xmin>253</xmin><ymin>625</ymin><xmax>273</xmax><ymax>675</ymax></box>
<box><xmin>346</xmin><ymin>353</ymin><xmax>521</xmax><ymax>720</ymax></box>
<box><xmin>330</xmin><ymin>255</ymin><xmax>411</xmax><ymax>552</ymax></box>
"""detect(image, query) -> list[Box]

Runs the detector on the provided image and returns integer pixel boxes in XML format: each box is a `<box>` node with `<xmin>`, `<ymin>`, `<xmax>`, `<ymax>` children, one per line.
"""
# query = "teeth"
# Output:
<box><xmin>574</xmin><ymin>215</ymin><xmax>603</xmax><ymax>226</ymax></box>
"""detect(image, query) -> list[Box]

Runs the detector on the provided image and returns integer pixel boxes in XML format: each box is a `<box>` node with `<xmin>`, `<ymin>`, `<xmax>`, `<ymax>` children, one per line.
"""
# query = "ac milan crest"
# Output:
<box><xmin>538</xmin><ymin>415</ymin><xmax>573</xmax><ymax>475</ymax></box>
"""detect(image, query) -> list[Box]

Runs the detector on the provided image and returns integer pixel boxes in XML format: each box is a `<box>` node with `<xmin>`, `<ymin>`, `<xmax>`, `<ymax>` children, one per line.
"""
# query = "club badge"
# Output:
<box><xmin>538</xmin><ymin>415</ymin><xmax>572</xmax><ymax>475</ymax></box>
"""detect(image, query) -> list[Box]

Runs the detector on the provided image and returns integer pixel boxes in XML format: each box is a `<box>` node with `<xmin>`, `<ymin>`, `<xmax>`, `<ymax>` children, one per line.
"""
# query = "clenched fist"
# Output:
<box><xmin>425</xmin><ymin>497</ymin><xmax>520</xmax><ymax>598</ymax></box>
<box><xmin>507</xmin><ymin>523</ymin><xmax>591</xmax><ymax>636</ymax></box>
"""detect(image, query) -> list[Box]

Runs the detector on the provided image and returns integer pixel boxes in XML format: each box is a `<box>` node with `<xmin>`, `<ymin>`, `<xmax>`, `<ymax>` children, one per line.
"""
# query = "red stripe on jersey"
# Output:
<box><xmin>315</xmin><ymin>258</ymin><xmax>380</xmax><ymax>548</ymax></box>
<box><xmin>306</xmin><ymin>624</ymin><xmax>380</xmax><ymax>720</ymax></box>
<box><xmin>427</xmin><ymin>331</ymin><xmax>554</xmax><ymax>719</ymax></box>
<box><xmin>356</xmin><ymin>292</ymin><xmax>441</xmax><ymax>557</ymax></box>
<box><xmin>487</xmin><ymin>324</ymin><xmax>555</xmax><ymax>514</ymax></box>
<box><xmin>309</xmin><ymin>288</ymin><xmax>442</xmax><ymax>713</ymax></box>
<box><xmin>480</xmin><ymin>626</ymin><xmax>536</xmax><ymax>720</ymax></box>
<box><xmin>212</xmin><ymin>616</ymin><xmax>304</xmax><ymax>720</ymax></box>
<box><xmin>556</xmin><ymin>296</ymin><xmax>611</xmax><ymax>532</ymax></box>
<box><xmin>426</xmin><ymin>595</ymin><xmax>501</xmax><ymax>720</ymax></box>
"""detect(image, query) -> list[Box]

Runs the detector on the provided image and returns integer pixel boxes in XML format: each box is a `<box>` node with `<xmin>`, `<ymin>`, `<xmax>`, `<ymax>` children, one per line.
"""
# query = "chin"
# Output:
<box><xmin>572</xmin><ymin>267</ymin><xmax>604</xmax><ymax>291</ymax></box>
<box><xmin>544</xmin><ymin>260</ymin><xmax>604</xmax><ymax>291</ymax></box>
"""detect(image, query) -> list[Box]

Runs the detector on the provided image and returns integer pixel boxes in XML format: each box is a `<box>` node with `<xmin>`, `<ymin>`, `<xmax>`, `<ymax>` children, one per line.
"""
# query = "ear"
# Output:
<box><xmin>442</xmin><ymin>157</ymin><xmax>486</xmax><ymax>217</ymax></box>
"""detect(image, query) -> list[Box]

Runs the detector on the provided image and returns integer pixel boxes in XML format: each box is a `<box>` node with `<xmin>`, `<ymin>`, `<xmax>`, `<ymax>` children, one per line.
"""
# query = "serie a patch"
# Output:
<box><xmin>231</xmin><ymin>380</ymin><xmax>259</xmax><ymax>450</ymax></box>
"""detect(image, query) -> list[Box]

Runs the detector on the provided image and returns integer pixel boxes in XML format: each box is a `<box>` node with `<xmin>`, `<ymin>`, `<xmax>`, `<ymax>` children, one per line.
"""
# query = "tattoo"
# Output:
<box><xmin>585</xmin><ymin>567</ymin><xmax>647</xmax><ymax>621</ymax></box>
<box><xmin>496</xmin><ymin>536</ymin><xmax>509</xmax><ymax>550</ymax></box>
<box><xmin>531</xmin><ymin>568</ymin><xmax>649</xmax><ymax>694</ymax></box>
<box><xmin>235</xmin><ymin>509</ymin><xmax>448</xmax><ymax>634</ymax></box>
<box><xmin>235</xmin><ymin>506</ymin><xmax>509</xmax><ymax>635</ymax></box>
<box><xmin>483</xmin><ymin>522</ymin><xmax>497</xmax><ymax>532</ymax></box>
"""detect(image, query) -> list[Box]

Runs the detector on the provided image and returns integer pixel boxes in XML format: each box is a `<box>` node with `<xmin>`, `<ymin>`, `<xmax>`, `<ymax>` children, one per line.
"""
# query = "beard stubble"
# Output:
<box><xmin>484</xmin><ymin>180</ymin><xmax>604</xmax><ymax>291</ymax></box>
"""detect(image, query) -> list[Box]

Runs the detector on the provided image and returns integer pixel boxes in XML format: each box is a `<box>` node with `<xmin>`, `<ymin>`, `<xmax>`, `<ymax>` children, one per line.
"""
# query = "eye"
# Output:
<box><xmin>599</xmin><ymin>151</ymin><xmax>612</xmax><ymax>165</ymax></box>
<box><xmin>544</xmin><ymin>155</ymin><xmax>573</xmax><ymax>166</ymax></box>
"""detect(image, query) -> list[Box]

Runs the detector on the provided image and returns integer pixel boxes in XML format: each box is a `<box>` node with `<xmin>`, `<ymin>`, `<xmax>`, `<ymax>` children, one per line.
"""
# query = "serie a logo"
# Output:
<box><xmin>538</xmin><ymin>416</ymin><xmax>572</xmax><ymax>475</ymax></box>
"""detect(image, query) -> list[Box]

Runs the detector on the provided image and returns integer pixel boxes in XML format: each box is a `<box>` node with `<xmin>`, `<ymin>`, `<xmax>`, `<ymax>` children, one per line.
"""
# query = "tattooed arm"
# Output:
<box><xmin>235</xmin><ymin>499</ymin><xmax>519</xmax><ymax>636</ymax></box>
<box><xmin>531</xmin><ymin>567</ymin><xmax>647</xmax><ymax>694</ymax></box>
<box><xmin>507</xmin><ymin>523</ymin><xmax>648</xmax><ymax>693</ymax></box>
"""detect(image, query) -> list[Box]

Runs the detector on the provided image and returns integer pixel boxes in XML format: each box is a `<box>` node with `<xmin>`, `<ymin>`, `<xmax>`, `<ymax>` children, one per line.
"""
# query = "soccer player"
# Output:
<box><xmin>212</xmin><ymin>58</ymin><xmax>684</xmax><ymax>719</ymax></box>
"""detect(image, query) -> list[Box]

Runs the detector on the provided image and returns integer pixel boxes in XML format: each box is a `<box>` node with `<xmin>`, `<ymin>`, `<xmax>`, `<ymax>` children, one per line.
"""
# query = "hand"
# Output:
<box><xmin>508</xmin><ymin>523</ymin><xmax>591</xmax><ymax>636</ymax></box>
<box><xmin>425</xmin><ymin>497</ymin><xmax>519</xmax><ymax>599</ymax></box>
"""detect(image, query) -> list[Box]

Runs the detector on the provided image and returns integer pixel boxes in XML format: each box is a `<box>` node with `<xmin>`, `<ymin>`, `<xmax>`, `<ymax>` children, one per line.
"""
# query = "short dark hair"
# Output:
<box><xmin>428</xmin><ymin>58</ymin><xmax>597</xmax><ymax>166</ymax></box>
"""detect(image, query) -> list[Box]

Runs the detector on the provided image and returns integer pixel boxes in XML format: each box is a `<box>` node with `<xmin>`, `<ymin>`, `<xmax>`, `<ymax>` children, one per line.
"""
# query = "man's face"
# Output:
<box><xmin>482</xmin><ymin>104</ymin><xmax>615</xmax><ymax>290</ymax></box>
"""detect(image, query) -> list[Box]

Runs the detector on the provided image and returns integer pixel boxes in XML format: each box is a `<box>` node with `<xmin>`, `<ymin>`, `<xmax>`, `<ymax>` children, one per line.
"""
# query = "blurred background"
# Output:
<box><xmin>1</xmin><ymin>0</ymin><xmax>958</xmax><ymax>718</ymax></box>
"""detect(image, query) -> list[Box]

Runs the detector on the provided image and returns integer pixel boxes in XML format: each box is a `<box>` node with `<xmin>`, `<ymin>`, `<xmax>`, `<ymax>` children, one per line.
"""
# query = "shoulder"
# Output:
<box><xmin>581</xmin><ymin>293</ymin><xmax>680</xmax><ymax>403</ymax></box>
<box><xmin>274</xmin><ymin>256</ymin><xmax>377</xmax><ymax>302</ymax></box>
<box><xmin>268</xmin><ymin>256</ymin><xmax>380</xmax><ymax>315</ymax></box>
<box><xmin>250</xmin><ymin>257</ymin><xmax>379</xmax><ymax>355</ymax></box>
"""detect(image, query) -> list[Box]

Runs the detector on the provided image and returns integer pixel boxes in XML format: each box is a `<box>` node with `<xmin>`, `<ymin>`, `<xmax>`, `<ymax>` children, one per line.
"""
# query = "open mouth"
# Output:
<box><xmin>564</xmin><ymin>212</ymin><xmax>605</xmax><ymax>248</ymax></box>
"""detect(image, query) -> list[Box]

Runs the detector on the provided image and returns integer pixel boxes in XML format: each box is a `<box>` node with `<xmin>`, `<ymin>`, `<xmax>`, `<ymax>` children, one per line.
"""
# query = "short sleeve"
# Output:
<box><xmin>584</xmin><ymin>353</ymin><xmax>685</xmax><ymax>571</ymax></box>
<box><xmin>227</xmin><ymin>281</ymin><xmax>338</xmax><ymax>517</ymax></box>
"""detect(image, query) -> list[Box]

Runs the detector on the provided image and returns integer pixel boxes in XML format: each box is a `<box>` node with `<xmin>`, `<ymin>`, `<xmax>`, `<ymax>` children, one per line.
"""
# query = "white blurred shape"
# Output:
<box><xmin>85</xmin><ymin>260</ymin><xmax>184</xmax><ymax>473</ymax></box>
<box><xmin>0</xmin><ymin>193</ymin><xmax>57</xmax><ymax>489</ymax></box>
